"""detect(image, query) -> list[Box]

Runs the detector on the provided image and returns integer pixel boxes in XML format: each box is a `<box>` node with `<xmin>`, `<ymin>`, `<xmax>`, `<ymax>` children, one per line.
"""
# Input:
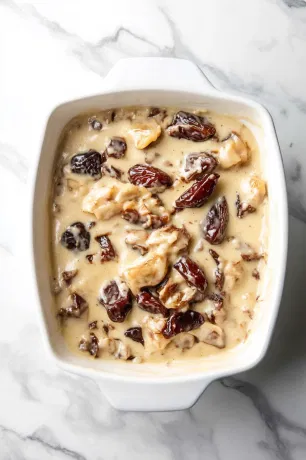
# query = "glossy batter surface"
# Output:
<box><xmin>50</xmin><ymin>107</ymin><xmax>268</xmax><ymax>363</ymax></box>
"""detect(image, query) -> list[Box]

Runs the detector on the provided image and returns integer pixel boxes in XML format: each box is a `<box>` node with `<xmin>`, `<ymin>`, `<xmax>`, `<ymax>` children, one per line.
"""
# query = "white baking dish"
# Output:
<box><xmin>30</xmin><ymin>58</ymin><xmax>288</xmax><ymax>411</ymax></box>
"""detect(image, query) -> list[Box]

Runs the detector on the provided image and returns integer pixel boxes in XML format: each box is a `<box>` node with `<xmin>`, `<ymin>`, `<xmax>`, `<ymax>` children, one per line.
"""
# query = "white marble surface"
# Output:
<box><xmin>1</xmin><ymin>0</ymin><xmax>306</xmax><ymax>458</ymax></box>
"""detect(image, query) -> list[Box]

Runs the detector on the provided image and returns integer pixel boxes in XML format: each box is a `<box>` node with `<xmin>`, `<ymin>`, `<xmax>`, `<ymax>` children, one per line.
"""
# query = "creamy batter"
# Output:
<box><xmin>50</xmin><ymin>107</ymin><xmax>268</xmax><ymax>364</ymax></box>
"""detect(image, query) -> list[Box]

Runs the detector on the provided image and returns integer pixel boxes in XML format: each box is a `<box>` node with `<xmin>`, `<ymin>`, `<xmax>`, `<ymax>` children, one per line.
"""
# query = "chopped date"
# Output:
<box><xmin>88</xmin><ymin>117</ymin><xmax>103</xmax><ymax>131</ymax></box>
<box><xmin>162</xmin><ymin>310</ymin><xmax>204</xmax><ymax>339</ymax></box>
<box><xmin>99</xmin><ymin>279</ymin><xmax>132</xmax><ymax>322</ymax></box>
<box><xmin>167</xmin><ymin>111</ymin><xmax>216</xmax><ymax>142</ymax></box>
<box><xmin>122</xmin><ymin>209</ymin><xmax>169</xmax><ymax>229</ymax></box>
<box><xmin>61</xmin><ymin>222</ymin><xmax>90</xmax><ymax>251</ymax></box>
<box><xmin>79</xmin><ymin>332</ymin><xmax>99</xmax><ymax>357</ymax></box>
<box><xmin>235</xmin><ymin>193</ymin><xmax>256</xmax><ymax>218</ymax></box>
<box><xmin>86</xmin><ymin>254</ymin><xmax>94</xmax><ymax>264</ymax></box>
<box><xmin>136</xmin><ymin>290</ymin><xmax>168</xmax><ymax>317</ymax></box>
<box><xmin>105</xmin><ymin>137</ymin><xmax>127</xmax><ymax>158</ymax></box>
<box><xmin>58</xmin><ymin>293</ymin><xmax>88</xmax><ymax>319</ymax></box>
<box><xmin>101</xmin><ymin>163</ymin><xmax>122</xmax><ymax>180</ymax></box>
<box><xmin>62</xmin><ymin>269</ymin><xmax>78</xmax><ymax>285</ymax></box>
<box><xmin>70</xmin><ymin>150</ymin><xmax>103</xmax><ymax>177</ymax></box>
<box><xmin>89</xmin><ymin>320</ymin><xmax>98</xmax><ymax>330</ymax></box>
<box><xmin>128</xmin><ymin>164</ymin><xmax>173</xmax><ymax>189</ymax></box>
<box><xmin>175</xmin><ymin>174</ymin><xmax>219</xmax><ymax>209</ymax></box>
<box><xmin>174</xmin><ymin>256</ymin><xmax>208</xmax><ymax>293</ymax></box>
<box><xmin>202</xmin><ymin>196</ymin><xmax>229</xmax><ymax>245</ymax></box>
<box><xmin>182</xmin><ymin>152</ymin><xmax>218</xmax><ymax>181</ymax></box>
<box><xmin>95</xmin><ymin>235</ymin><xmax>117</xmax><ymax>262</ymax></box>
<box><xmin>209</xmin><ymin>249</ymin><xmax>224</xmax><ymax>291</ymax></box>
<box><xmin>124</xmin><ymin>327</ymin><xmax>144</xmax><ymax>346</ymax></box>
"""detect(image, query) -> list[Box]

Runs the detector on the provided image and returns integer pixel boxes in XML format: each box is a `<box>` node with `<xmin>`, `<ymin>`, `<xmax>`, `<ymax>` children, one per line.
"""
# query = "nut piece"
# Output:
<box><xmin>146</xmin><ymin>225</ymin><xmax>190</xmax><ymax>258</ymax></box>
<box><xmin>114</xmin><ymin>340</ymin><xmax>131</xmax><ymax>360</ymax></box>
<box><xmin>159</xmin><ymin>276</ymin><xmax>197</xmax><ymax>310</ymax></box>
<box><xmin>82</xmin><ymin>180</ymin><xmax>147</xmax><ymax>220</ymax></box>
<box><xmin>123</xmin><ymin>254</ymin><xmax>168</xmax><ymax>295</ymax></box>
<box><xmin>172</xmin><ymin>333</ymin><xmax>196</xmax><ymax>350</ymax></box>
<box><xmin>223</xmin><ymin>260</ymin><xmax>244</xmax><ymax>291</ymax></box>
<box><xmin>202</xmin><ymin>294</ymin><xmax>225</xmax><ymax>325</ymax></box>
<box><xmin>191</xmin><ymin>322</ymin><xmax>225</xmax><ymax>348</ymax></box>
<box><xmin>142</xmin><ymin>315</ymin><xmax>169</xmax><ymax>353</ymax></box>
<box><xmin>240</xmin><ymin>175</ymin><xmax>266</xmax><ymax>208</ymax></box>
<box><xmin>129</xmin><ymin>121</ymin><xmax>161</xmax><ymax>149</ymax></box>
<box><xmin>218</xmin><ymin>132</ymin><xmax>249</xmax><ymax>169</ymax></box>
<box><xmin>125</xmin><ymin>229</ymin><xmax>148</xmax><ymax>255</ymax></box>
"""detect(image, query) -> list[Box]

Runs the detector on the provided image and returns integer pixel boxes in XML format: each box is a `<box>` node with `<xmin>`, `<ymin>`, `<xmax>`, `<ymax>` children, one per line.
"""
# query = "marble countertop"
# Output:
<box><xmin>1</xmin><ymin>0</ymin><xmax>306</xmax><ymax>458</ymax></box>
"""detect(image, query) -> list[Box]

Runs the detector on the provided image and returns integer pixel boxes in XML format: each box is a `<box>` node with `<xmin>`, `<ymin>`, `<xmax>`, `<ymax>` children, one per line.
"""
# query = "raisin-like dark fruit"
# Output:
<box><xmin>175</xmin><ymin>174</ymin><xmax>219</xmax><ymax>210</ymax></box>
<box><xmin>182</xmin><ymin>152</ymin><xmax>217</xmax><ymax>181</ymax></box>
<box><xmin>124</xmin><ymin>327</ymin><xmax>144</xmax><ymax>345</ymax></box>
<box><xmin>235</xmin><ymin>193</ymin><xmax>256</xmax><ymax>218</ymax></box>
<box><xmin>101</xmin><ymin>163</ymin><xmax>122</xmax><ymax>180</ymax></box>
<box><xmin>105</xmin><ymin>137</ymin><xmax>127</xmax><ymax>158</ymax></box>
<box><xmin>209</xmin><ymin>249</ymin><xmax>224</xmax><ymax>291</ymax></box>
<box><xmin>162</xmin><ymin>310</ymin><xmax>204</xmax><ymax>339</ymax></box>
<box><xmin>136</xmin><ymin>290</ymin><xmax>168</xmax><ymax>316</ymax></box>
<box><xmin>128</xmin><ymin>164</ymin><xmax>173</xmax><ymax>189</ymax></box>
<box><xmin>149</xmin><ymin>107</ymin><xmax>161</xmax><ymax>117</ymax></box>
<box><xmin>95</xmin><ymin>235</ymin><xmax>117</xmax><ymax>262</ymax></box>
<box><xmin>88</xmin><ymin>117</ymin><xmax>103</xmax><ymax>131</ymax></box>
<box><xmin>62</xmin><ymin>269</ymin><xmax>78</xmax><ymax>285</ymax></box>
<box><xmin>202</xmin><ymin>196</ymin><xmax>229</xmax><ymax>245</ymax></box>
<box><xmin>99</xmin><ymin>279</ymin><xmax>132</xmax><ymax>322</ymax></box>
<box><xmin>58</xmin><ymin>293</ymin><xmax>88</xmax><ymax>318</ymax></box>
<box><xmin>70</xmin><ymin>150</ymin><xmax>103</xmax><ymax>177</ymax></box>
<box><xmin>88</xmin><ymin>320</ymin><xmax>98</xmax><ymax>330</ymax></box>
<box><xmin>167</xmin><ymin>111</ymin><xmax>216</xmax><ymax>142</ymax></box>
<box><xmin>86</xmin><ymin>254</ymin><xmax>94</xmax><ymax>264</ymax></box>
<box><xmin>61</xmin><ymin>222</ymin><xmax>90</xmax><ymax>251</ymax></box>
<box><xmin>79</xmin><ymin>332</ymin><xmax>99</xmax><ymax>357</ymax></box>
<box><xmin>203</xmin><ymin>293</ymin><xmax>224</xmax><ymax>324</ymax></box>
<box><xmin>252</xmin><ymin>269</ymin><xmax>260</xmax><ymax>280</ymax></box>
<box><xmin>174</xmin><ymin>256</ymin><xmax>208</xmax><ymax>293</ymax></box>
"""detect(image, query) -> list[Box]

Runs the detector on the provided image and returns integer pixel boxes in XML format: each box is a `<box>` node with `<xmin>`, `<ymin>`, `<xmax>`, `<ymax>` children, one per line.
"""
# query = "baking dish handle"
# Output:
<box><xmin>98</xmin><ymin>378</ymin><xmax>212</xmax><ymax>411</ymax></box>
<box><xmin>102</xmin><ymin>57</ymin><xmax>217</xmax><ymax>93</ymax></box>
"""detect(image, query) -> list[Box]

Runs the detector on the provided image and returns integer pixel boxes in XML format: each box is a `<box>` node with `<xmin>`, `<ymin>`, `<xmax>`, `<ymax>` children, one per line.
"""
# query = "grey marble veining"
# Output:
<box><xmin>1</xmin><ymin>1</ymin><xmax>306</xmax><ymax>459</ymax></box>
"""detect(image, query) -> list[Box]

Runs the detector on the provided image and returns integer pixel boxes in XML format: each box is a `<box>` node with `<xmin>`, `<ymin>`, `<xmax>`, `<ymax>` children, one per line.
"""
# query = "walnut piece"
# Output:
<box><xmin>129</xmin><ymin>120</ymin><xmax>161</xmax><ymax>149</ymax></box>
<box><xmin>240</xmin><ymin>175</ymin><xmax>266</xmax><ymax>208</ymax></box>
<box><xmin>123</xmin><ymin>253</ymin><xmax>168</xmax><ymax>295</ymax></box>
<box><xmin>191</xmin><ymin>322</ymin><xmax>225</xmax><ymax>348</ymax></box>
<box><xmin>218</xmin><ymin>132</ymin><xmax>249</xmax><ymax>169</ymax></box>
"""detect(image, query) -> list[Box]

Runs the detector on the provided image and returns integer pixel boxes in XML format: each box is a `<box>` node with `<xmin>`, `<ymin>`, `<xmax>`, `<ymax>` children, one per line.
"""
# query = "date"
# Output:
<box><xmin>162</xmin><ymin>310</ymin><xmax>204</xmax><ymax>339</ymax></box>
<box><xmin>202</xmin><ymin>196</ymin><xmax>229</xmax><ymax>244</ymax></box>
<box><xmin>95</xmin><ymin>235</ymin><xmax>117</xmax><ymax>262</ymax></box>
<box><xmin>175</xmin><ymin>174</ymin><xmax>219</xmax><ymax>209</ymax></box>
<box><xmin>70</xmin><ymin>150</ymin><xmax>103</xmax><ymax>178</ymax></box>
<box><xmin>174</xmin><ymin>256</ymin><xmax>208</xmax><ymax>293</ymax></box>
<box><xmin>99</xmin><ymin>279</ymin><xmax>132</xmax><ymax>322</ymax></box>
<box><xmin>136</xmin><ymin>290</ymin><xmax>168</xmax><ymax>316</ymax></box>
<box><xmin>128</xmin><ymin>164</ymin><xmax>173</xmax><ymax>189</ymax></box>
<box><xmin>124</xmin><ymin>327</ymin><xmax>144</xmax><ymax>346</ymax></box>
<box><xmin>181</xmin><ymin>152</ymin><xmax>217</xmax><ymax>181</ymax></box>
<box><xmin>105</xmin><ymin>137</ymin><xmax>127</xmax><ymax>158</ymax></box>
<box><xmin>167</xmin><ymin>111</ymin><xmax>216</xmax><ymax>142</ymax></box>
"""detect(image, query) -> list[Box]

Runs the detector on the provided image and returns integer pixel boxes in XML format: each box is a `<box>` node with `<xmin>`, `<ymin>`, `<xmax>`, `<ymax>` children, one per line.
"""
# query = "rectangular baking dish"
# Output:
<box><xmin>30</xmin><ymin>58</ymin><xmax>288</xmax><ymax>411</ymax></box>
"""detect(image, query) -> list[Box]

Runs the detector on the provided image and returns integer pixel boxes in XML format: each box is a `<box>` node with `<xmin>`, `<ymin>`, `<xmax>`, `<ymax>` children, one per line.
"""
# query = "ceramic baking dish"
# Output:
<box><xmin>30</xmin><ymin>58</ymin><xmax>288</xmax><ymax>411</ymax></box>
